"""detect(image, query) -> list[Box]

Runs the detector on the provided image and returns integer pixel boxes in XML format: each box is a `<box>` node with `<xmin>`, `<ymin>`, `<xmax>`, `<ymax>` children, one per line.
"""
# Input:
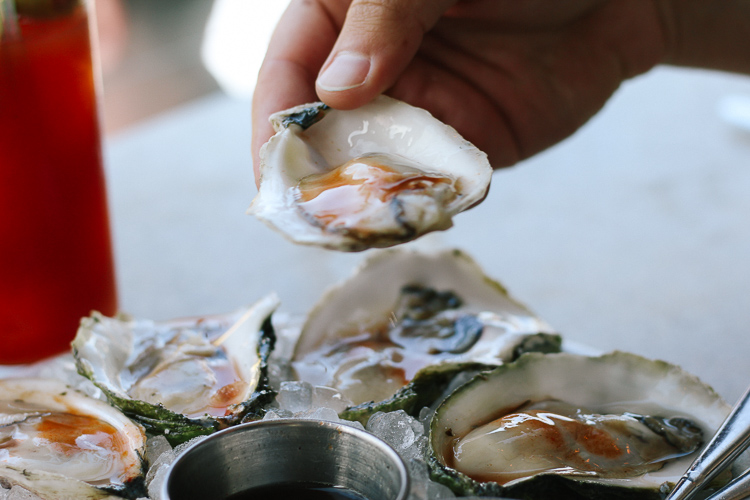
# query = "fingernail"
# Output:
<box><xmin>317</xmin><ymin>52</ymin><xmax>370</xmax><ymax>91</ymax></box>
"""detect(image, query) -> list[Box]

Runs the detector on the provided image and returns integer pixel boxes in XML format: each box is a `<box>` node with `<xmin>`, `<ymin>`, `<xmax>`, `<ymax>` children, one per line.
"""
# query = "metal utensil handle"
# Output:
<box><xmin>669</xmin><ymin>386</ymin><xmax>750</xmax><ymax>500</ymax></box>
<box><xmin>703</xmin><ymin>468</ymin><xmax>750</xmax><ymax>500</ymax></box>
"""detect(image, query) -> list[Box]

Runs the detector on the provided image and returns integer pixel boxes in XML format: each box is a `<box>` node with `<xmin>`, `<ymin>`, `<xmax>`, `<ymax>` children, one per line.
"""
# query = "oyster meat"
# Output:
<box><xmin>73</xmin><ymin>294</ymin><xmax>279</xmax><ymax>445</ymax></box>
<box><xmin>429</xmin><ymin>352</ymin><xmax>731</xmax><ymax>500</ymax></box>
<box><xmin>292</xmin><ymin>249</ymin><xmax>561</xmax><ymax>423</ymax></box>
<box><xmin>452</xmin><ymin>400</ymin><xmax>703</xmax><ymax>484</ymax></box>
<box><xmin>249</xmin><ymin>96</ymin><xmax>493</xmax><ymax>251</ymax></box>
<box><xmin>0</xmin><ymin>378</ymin><xmax>147</xmax><ymax>499</ymax></box>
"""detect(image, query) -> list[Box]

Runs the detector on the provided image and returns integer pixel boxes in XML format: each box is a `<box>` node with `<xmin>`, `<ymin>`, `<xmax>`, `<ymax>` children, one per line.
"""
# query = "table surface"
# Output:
<box><xmin>105</xmin><ymin>66</ymin><xmax>750</xmax><ymax>405</ymax></box>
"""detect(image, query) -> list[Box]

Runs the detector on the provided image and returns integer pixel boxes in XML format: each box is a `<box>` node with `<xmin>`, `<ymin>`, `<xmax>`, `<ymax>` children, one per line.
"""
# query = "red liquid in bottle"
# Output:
<box><xmin>0</xmin><ymin>4</ymin><xmax>117</xmax><ymax>364</ymax></box>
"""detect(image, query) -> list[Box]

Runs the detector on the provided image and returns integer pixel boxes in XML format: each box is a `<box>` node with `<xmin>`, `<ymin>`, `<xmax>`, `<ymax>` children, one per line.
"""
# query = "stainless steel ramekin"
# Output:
<box><xmin>162</xmin><ymin>419</ymin><xmax>410</xmax><ymax>500</ymax></box>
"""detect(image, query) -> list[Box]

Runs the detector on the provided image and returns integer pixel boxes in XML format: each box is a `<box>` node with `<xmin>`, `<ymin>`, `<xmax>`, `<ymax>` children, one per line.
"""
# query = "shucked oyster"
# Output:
<box><xmin>429</xmin><ymin>352</ymin><xmax>732</xmax><ymax>500</ymax></box>
<box><xmin>0</xmin><ymin>378</ymin><xmax>147</xmax><ymax>499</ymax></box>
<box><xmin>292</xmin><ymin>249</ymin><xmax>561</xmax><ymax>424</ymax></box>
<box><xmin>73</xmin><ymin>294</ymin><xmax>278</xmax><ymax>445</ymax></box>
<box><xmin>249</xmin><ymin>96</ymin><xmax>492</xmax><ymax>251</ymax></box>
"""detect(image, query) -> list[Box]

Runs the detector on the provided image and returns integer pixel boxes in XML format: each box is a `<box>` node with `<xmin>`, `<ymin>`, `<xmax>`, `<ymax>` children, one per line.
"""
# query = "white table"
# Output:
<box><xmin>106</xmin><ymin>66</ymin><xmax>750</xmax><ymax>404</ymax></box>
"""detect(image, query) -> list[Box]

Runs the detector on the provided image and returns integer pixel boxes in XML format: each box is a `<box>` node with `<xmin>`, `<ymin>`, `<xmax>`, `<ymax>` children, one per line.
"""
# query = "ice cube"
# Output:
<box><xmin>312</xmin><ymin>386</ymin><xmax>352</xmax><ymax>413</ymax></box>
<box><xmin>262</xmin><ymin>408</ymin><xmax>294</xmax><ymax>420</ymax></box>
<box><xmin>146</xmin><ymin>464</ymin><xmax>169</xmax><ymax>500</ymax></box>
<box><xmin>277</xmin><ymin>381</ymin><xmax>313</xmax><ymax>413</ymax></box>
<box><xmin>406</xmin><ymin>461</ymin><xmax>455</xmax><ymax>500</ymax></box>
<box><xmin>367</xmin><ymin>410</ymin><xmax>426</xmax><ymax>460</ymax></box>
<box><xmin>298</xmin><ymin>406</ymin><xmax>340</xmax><ymax>422</ymax></box>
<box><xmin>145</xmin><ymin>435</ymin><xmax>173</xmax><ymax>467</ymax></box>
<box><xmin>146</xmin><ymin>449</ymin><xmax>176</xmax><ymax>486</ymax></box>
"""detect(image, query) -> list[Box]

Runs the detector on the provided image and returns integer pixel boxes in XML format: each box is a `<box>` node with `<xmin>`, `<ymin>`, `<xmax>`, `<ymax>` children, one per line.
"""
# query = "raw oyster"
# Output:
<box><xmin>249</xmin><ymin>96</ymin><xmax>493</xmax><ymax>252</ymax></box>
<box><xmin>0</xmin><ymin>378</ymin><xmax>147</xmax><ymax>499</ymax></box>
<box><xmin>73</xmin><ymin>294</ymin><xmax>279</xmax><ymax>445</ymax></box>
<box><xmin>291</xmin><ymin>249</ymin><xmax>561</xmax><ymax>424</ymax></box>
<box><xmin>428</xmin><ymin>352</ymin><xmax>732</xmax><ymax>500</ymax></box>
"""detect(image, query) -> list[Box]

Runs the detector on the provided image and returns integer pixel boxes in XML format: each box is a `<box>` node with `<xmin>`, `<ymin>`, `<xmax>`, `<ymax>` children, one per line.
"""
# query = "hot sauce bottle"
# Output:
<box><xmin>0</xmin><ymin>0</ymin><xmax>117</xmax><ymax>364</ymax></box>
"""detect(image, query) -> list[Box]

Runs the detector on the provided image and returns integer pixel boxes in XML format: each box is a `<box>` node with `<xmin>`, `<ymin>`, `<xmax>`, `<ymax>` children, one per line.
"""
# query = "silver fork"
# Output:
<box><xmin>667</xmin><ymin>385</ymin><xmax>750</xmax><ymax>500</ymax></box>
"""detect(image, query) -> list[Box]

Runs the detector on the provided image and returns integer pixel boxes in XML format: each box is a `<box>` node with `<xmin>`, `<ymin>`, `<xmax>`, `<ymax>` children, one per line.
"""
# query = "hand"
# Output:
<box><xmin>250</xmin><ymin>0</ymin><xmax>748</xmax><ymax>184</ymax></box>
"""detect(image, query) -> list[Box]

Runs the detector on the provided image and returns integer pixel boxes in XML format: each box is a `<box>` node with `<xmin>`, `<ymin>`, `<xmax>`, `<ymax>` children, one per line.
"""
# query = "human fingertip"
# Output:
<box><xmin>316</xmin><ymin>51</ymin><xmax>371</xmax><ymax>92</ymax></box>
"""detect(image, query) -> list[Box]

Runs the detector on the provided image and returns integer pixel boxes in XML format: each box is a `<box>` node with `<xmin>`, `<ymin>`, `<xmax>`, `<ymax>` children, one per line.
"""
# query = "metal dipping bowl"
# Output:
<box><xmin>162</xmin><ymin>419</ymin><xmax>410</xmax><ymax>500</ymax></box>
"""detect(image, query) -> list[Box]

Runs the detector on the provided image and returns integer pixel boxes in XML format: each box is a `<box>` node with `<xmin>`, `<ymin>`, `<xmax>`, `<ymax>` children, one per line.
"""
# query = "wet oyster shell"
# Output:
<box><xmin>291</xmin><ymin>249</ymin><xmax>561</xmax><ymax>424</ymax></box>
<box><xmin>0</xmin><ymin>378</ymin><xmax>147</xmax><ymax>499</ymax></box>
<box><xmin>72</xmin><ymin>294</ymin><xmax>278</xmax><ymax>445</ymax></box>
<box><xmin>428</xmin><ymin>352</ymin><xmax>732</xmax><ymax>500</ymax></box>
<box><xmin>249</xmin><ymin>96</ymin><xmax>493</xmax><ymax>252</ymax></box>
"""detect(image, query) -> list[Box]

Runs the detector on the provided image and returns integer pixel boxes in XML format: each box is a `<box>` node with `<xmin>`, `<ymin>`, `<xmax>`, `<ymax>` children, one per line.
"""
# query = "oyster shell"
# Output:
<box><xmin>72</xmin><ymin>294</ymin><xmax>279</xmax><ymax>445</ymax></box>
<box><xmin>291</xmin><ymin>249</ymin><xmax>561</xmax><ymax>424</ymax></box>
<box><xmin>249</xmin><ymin>96</ymin><xmax>493</xmax><ymax>252</ymax></box>
<box><xmin>0</xmin><ymin>378</ymin><xmax>147</xmax><ymax>499</ymax></box>
<box><xmin>428</xmin><ymin>352</ymin><xmax>732</xmax><ymax>500</ymax></box>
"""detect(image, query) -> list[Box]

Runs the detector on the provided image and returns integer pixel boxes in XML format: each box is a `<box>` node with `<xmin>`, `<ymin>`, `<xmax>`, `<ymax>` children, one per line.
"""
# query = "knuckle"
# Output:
<box><xmin>347</xmin><ymin>0</ymin><xmax>419</xmax><ymax>32</ymax></box>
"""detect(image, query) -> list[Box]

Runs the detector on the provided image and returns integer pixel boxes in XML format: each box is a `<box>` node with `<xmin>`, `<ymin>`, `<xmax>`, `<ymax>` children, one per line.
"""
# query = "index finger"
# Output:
<box><xmin>251</xmin><ymin>0</ymin><xmax>344</xmax><ymax>185</ymax></box>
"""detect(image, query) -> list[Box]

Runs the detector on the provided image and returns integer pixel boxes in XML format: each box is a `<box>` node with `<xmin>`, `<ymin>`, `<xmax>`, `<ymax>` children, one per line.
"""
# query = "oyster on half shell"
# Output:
<box><xmin>0</xmin><ymin>378</ymin><xmax>147</xmax><ymax>499</ymax></box>
<box><xmin>73</xmin><ymin>294</ymin><xmax>279</xmax><ymax>445</ymax></box>
<box><xmin>429</xmin><ymin>352</ymin><xmax>732</xmax><ymax>500</ymax></box>
<box><xmin>249</xmin><ymin>96</ymin><xmax>493</xmax><ymax>252</ymax></box>
<box><xmin>291</xmin><ymin>249</ymin><xmax>561</xmax><ymax>424</ymax></box>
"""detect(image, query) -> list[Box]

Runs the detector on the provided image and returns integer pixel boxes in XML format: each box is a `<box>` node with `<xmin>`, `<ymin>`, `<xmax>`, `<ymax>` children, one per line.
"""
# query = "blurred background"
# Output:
<box><xmin>98</xmin><ymin>0</ymin><xmax>220</xmax><ymax>133</ymax></box>
<box><xmin>98</xmin><ymin>0</ymin><xmax>288</xmax><ymax>132</ymax></box>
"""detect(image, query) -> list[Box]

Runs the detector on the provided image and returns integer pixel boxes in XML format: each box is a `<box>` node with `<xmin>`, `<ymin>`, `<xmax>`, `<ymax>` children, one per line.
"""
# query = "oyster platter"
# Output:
<box><xmin>0</xmin><ymin>248</ymin><xmax>736</xmax><ymax>500</ymax></box>
<box><xmin>0</xmin><ymin>99</ymin><xmax>739</xmax><ymax>500</ymax></box>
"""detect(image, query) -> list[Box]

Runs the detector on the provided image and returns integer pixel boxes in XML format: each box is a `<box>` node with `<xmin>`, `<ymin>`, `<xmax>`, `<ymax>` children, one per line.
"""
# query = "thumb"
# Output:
<box><xmin>316</xmin><ymin>0</ymin><xmax>457</xmax><ymax>109</ymax></box>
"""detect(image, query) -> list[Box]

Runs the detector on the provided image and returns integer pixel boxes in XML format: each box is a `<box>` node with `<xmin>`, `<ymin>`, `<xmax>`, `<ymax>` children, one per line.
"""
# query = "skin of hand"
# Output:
<box><xmin>250</xmin><ymin>0</ymin><xmax>745</xmax><ymax>185</ymax></box>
